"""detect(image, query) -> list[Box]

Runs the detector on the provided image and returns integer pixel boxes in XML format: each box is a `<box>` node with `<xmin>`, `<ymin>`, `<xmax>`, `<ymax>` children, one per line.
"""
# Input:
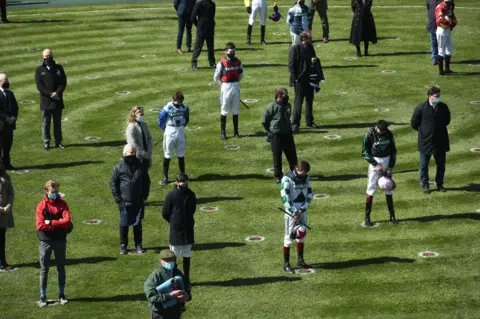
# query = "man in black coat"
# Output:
<box><xmin>0</xmin><ymin>73</ymin><xmax>19</xmax><ymax>170</ymax></box>
<box><xmin>162</xmin><ymin>173</ymin><xmax>197</xmax><ymax>298</ymax></box>
<box><xmin>349</xmin><ymin>0</ymin><xmax>377</xmax><ymax>57</ymax></box>
<box><xmin>174</xmin><ymin>0</ymin><xmax>196</xmax><ymax>54</ymax></box>
<box><xmin>411</xmin><ymin>86</ymin><xmax>450</xmax><ymax>194</ymax></box>
<box><xmin>110</xmin><ymin>144</ymin><xmax>151</xmax><ymax>255</ymax></box>
<box><xmin>190</xmin><ymin>0</ymin><xmax>216</xmax><ymax>70</ymax></box>
<box><xmin>288</xmin><ymin>31</ymin><xmax>324</xmax><ymax>133</ymax></box>
<box><xmin>35</xmin><ymin>48</ymin><xmax>67</xmax><ymax>150</ymax></box>
<box><xmin>0</xmin><ymin>0</ymin><xmax>8</xmax><ymax>23</ymax></box>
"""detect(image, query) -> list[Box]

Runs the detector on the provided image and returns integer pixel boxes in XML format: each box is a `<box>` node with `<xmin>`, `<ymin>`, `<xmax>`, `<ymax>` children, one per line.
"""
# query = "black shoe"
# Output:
<box><xmin>1</xmin><ymin>19</ymin><xmax>9</xmax><ymax>24</ymax></box>
<box><xmin>210</xmin><ymin>62</ymin><xmax>216</xmax><ymax>69</ymax></box>
<box><xmin>44</xmin><ymin>144</ymin><xmax>50</xmax><ymax>151</ymax></box>
<box><xmin>55</xmin><ymin>143</ymin><xmax>65</xmax><ymax>149</ymax></box>
<box><xmin>275</xmin><ymin>178</ymin><xmax>281</xmax><ymax>184</ymax></box>
<box><xmin>364</xmin><ymin>50</ymin><xmax>369</xmax><ymax>56</ymax></box>
<box><xmin>389</xmin><ymin>216</ymin><xmax>399</xmax><ymax>224</ymax></box>
<box><xmin>298</xmin><ymin>259</ymin><xmax>311</xmax><ymax>269</ymax></box>
<box><xmin>4</xmin><ymin>164</ymin><xmax>15</xmax><ymax>170</ymax></box>
<box><xmin>364</xmin><ymin>219</ymin><xmax>375</xmax><ymax>227</ymax></box>
<box><xmin>292</xmin><ymin>126</ymin><xmax>299</xmax><ymax>134</ymax></box>
<box><xmin>135</xmin><ymin>244</ymin><xmax>146</xmax><ymax>254</ymax></box>
<box><xmin>59</xmin><ymin>294</ymin><xmax>69</xmax><ymax>305</ymax></box>
<box><xmin>445</xmin><ymin>70</ymin><xmax>457</xmax><ymax>75</ymax></box>
<box><xmin>161</xmin><ymin>177</ymin><xmax>168</xmax><ymax>185</ymax></box>
<box><xmin>234</xmin><ymin>133</ymin><xmax>240</xmax><ymax>138</ymax></box>
<box><xmin>261</xmin><ymin>40</ymin><xmax>267</xmax><ymax>45</ymax></box>
<box><xmin>356</xmin><ymin>51</ymin><xmax>362</xmax><ymax>57</ymax></box>
<box><xmin>423</xmin><ymin>187</ymin><xmax>430</xmax><ymax>194</ymax></box>
<box><xmin>120</xmin><ymin>244</ymin><xmax>128</xmax><ymax>255</ymax></box>
<box><xmin>220</xmin><ymin>134</ymin><xmax>227</xmax><ymax>140</ymax></box>
<box><xmin>283</xmin><ymin>262</ymin><xmax>294</xmax><ymax>273</ymax></box>
<box><xmin>191</xmin><ymin>64</ymin><xmax>198</xmax><ymax>71</ymax></box>
<box><xmin>187</xmin><ymin>47</ymin><xmax>192</xmax><ymax>53</ymax></box>
<box><xmin>246</xmin><ymin>39</ymin><xmax>251</xmax><ymax>46</ymax></box>
<box><xmin>306</xmin><ymin>122</ymin><xmax>320</xmax><ymax>129</ymax></box>
<box><xmin>437</xmin><ymin>186</ymin><xmax>447</xmax><ymax>192</ymax></box>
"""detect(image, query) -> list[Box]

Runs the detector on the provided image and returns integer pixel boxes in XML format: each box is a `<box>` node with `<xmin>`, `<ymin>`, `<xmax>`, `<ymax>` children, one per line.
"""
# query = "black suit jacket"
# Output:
<box><xmin>191</xmin><ymin>0</ymin><xmax>215</xmax><ymax>35</ymax></box>
<box><xmin>288</xmin><ymin>43</ymin><xmax>324</xmax><ymax>86</ymax></box>
<box><xmin>174</xmin><ymin>0</ymin><xmax>196</xmax><ymax>16</ymax></box>
<box><xmin>0</xmin><ymin>89</ymin><xmax>19</xmax><ymax>131</ymax></box>
<box><xmin>35</xmin><ymin>61</ymin><xmax>67</xmax><ymax>111</ymax></box>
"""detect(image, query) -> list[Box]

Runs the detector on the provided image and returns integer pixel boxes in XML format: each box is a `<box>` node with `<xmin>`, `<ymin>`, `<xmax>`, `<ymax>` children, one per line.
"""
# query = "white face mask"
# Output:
<box><xmin>136</xmin><ymin>115</ymin><xmax>144</xmax><ymax>122</ymax></box>
<box><xmin>431</xmin><ymin>97</ymin><xmax>440</xmax><ymax>105</ymax></box>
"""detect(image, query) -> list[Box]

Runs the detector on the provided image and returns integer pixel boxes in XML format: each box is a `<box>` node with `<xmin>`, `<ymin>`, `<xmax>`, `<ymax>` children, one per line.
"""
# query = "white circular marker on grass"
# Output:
<box><xmin>470</xmin><ymin>148</ymin><xmax>480</xmax><ymax>153</ymax></box>
<box><xmin>333</xmin><ymin>91</ymin><xmax>347</xmax><ymax>95</ymax></box>
<box><xmin>186</xmin><ymin>126</ymin><xmax>201</xmax><ymax>131</ymax></box>
<box><xmin>419</xmin><ymin>251</ymin><xmax>439</xmax><ymax>258</ymax></box>
<box><xmin>208</xmin><ymin>82</ymin><xmax>218</xmax><ymax>87</ymax></box>
<box><xmin>467</xmin><ymin>31</ymin><xmax>480</xmax><ymax>35</ymax></box>
<box><xmin>20</xmin><ymin>100</ymin><xmax>35</xmax><ymax>104</ymax></box>
<box><xmin>141</xmin><ymin>54</ymin><xmax>156</xmax><ymax>58</ymax></box>
<box><xmin>266</xmin><ymin>168</ymin><xmax>275</xmax><ymax>173</ymax></box>
<box><xmin>116</xmin><ymin>91</ymin><xmax>131</xmax><ymax>96</ymax></box>
<box><xmin>324</xmin><ymin>135</ymin><xmax>342</xmax><ymax>140</ymax></box>
<box><xmin>84</xmin><ymin>136</ymin><xmax>101</xmax><ymax>141</ymax></box>
<box><xmin>476</xmin><ymin>208</ymin><xmax>480</xmax><ymax>213</ymax></box>
<box><xmin>149</xmin><ymin>108</ymin><xmax>161</xmax><ymax>113</ymax></box>
<box><xmin>470</xmin><ymin>101</ymin><xmax>480</xmax><ymax>105</ymax></box>
<box><xmin>313</xmin><ymin>194</ymin><xmax>329</xmax><ymax>200</ymax></box>
<box><xmin>468</xmin><ymin>64</ymin><xmax>480</xmax><ymax>67</ymax></box>
<box><xmin>83</xmin><ymin>219</ymin><xmax>102</xmax><ymax>225</ymax></box>
<box><xmin>56</xmin><ymin>60</ymin><xmax>68</xmax><ymax>65</ymax></box>
<box><xmin>11</xmin><ymin>169</ymin><xmax>29</xmax><ymax>174</ymax></box>
<box><xmin>375</xmin><ymin>108</ymin><xmax>390</xmax><ymax>112</ymax></box>
<box><xmin>199</xmin><ymin>206</ymin><xmax>218</xmax><ymax>212</ymax></box>
<box><xmin>85</xmin><ymin>75</ymin><xmax>101</xmax><ymax>79</ymax></box>
<box><xmin>224</xmin><ymin>145</ymin><xmax>240</xmax><ymax>150</ymax></box>
<box><xmin>381</xmin><ymin>70</ymin><xmax>397</xmax><ymax>74</ymax></box>
<box><xmin>344</xmin><ymin>56</ymin><xmax>358</xmax><ymax>61</ymax></box>
<box><xmin>26</xmin><ymin>47</ymin><xmax>41</xmax><ymax>52</ymax></box>
<box><xmin>360</xmin><ymin>222</ymin><xmax>379</xmax><ymax>227</ymax></box>
<box><xmin>295</xmin><ymin>268</ymin><xmax>315</xmax><ymax>275</ymax></box>
<box><xmin>245</xmin><ymin>236</ymin><xmax>265</xmax><ymax>242</ymax></box>
<box><xmin>63</xmin><ymin>117</ymin><xmax>68</xmax><ymax>122</ymax></box>
<box><xmin>272</xmin><ymin>32</ymin><xmax>286</xmax><ymax>36</ymax></box>
<box><xmin>243</xmin><ymin>99</ymin><xmax>258</xmax><ymax>103</ymax></box>
<box><xmin>112</xmin><ymin>41</ymin><xmax>125</xmax><ymax>46</ymax></box>
<box><xmin>174</xmin><ymin>68</ymin><xmax>188</xmax><ymax>72</ymax></box>
<box><xmin>0</xmin><ymin>266</ymin><xmax>19</xmax><ymax>273</ymax></box>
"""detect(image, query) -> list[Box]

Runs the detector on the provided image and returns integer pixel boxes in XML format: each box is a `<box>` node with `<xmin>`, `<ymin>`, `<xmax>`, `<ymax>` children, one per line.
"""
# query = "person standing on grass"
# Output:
<box><xmin>35</xmin><ymin>48</ymin><xmax>67</xmax><ymax>150</ymax></box>
<box><xmin>287</xmin><ymin>0</ymin><xmax>310</xmax><ymax>46</ymax></box>
<box><xmin>411</xmin><ymin>86</ymin><xmax>450</xmax><ymax>194</ymax></box>
<box><xmin>307</xmin><ymin>0</ymin><xmax>329</xmax><ymax>43</ymax></box>
<box><xmin>144</xmin><ymin>249</ymin><xmax>189</xmax><ymax>319</ymax></box>
<box><xmin>158</xmin><ymin>91</ymin><xmax>190</xmax><ymax>185</ymax></box>
<box><xmin>280</xmin><ymin>160</ymin><xmax>313</xmax><ymax>273</ymax></box>
<box><xmin>426</xmin><ymin>0</ymin><xmax>441</xmax><ymax>65</ymax></box>
<box><xmin>174</xmin><ymin>0</ymin><xmax>196</xmax><ymax>54</ymax></box>
<box><xmin>0</xmin><ymin>159</ymin><xmax>14</xmax><ymax>272</ymax></box>
<box><xmin>0</xmin><ymin>0</ymin><xmax>8</xmax><ymax>23</ymax></box>
<box><xmin>0</xmin><ymin>73</ymin><xmax>19</xmax><ymax>170</ymax></box>
<box><xmin>162</xmin><ymin>174</ymin><xmax>196</xmax><ymax>300</ymax></box>
<box><xmin>110</xmin><ymin>144</ymin><xmax>150</xmax><ymax>255</ymax></box>
<box><xmin>245</xmin><ymin>0</ymin><xmax>268</xmax><ymax>45</ymax></box>
<box><xmin>36</xmin><ymin>180</ymin><xmax>72</xmax><ymax>307</ymax></box>
<box><xmin>190</xmin><ymin>0</ymin><xmax>216</xmax><ymax>70</ymax></box>
<box><xmin>349</xmin><ymin>0</ymin><xmax>377</xmax><ymax>57</ymax></box>
<box><xmin>213</xmin><ymin>42</ymin><xmax>244</xmax><ymax>140</ymax></box>
<box><xmin>361</xmin><ymin>120</ymin><xmax>398</xmax><ymax>226</ymax></box>
<box><xmin>435</xmin><ymin>0</ymin><xmax>457</xmax><ymax>75</ymax></box>
<box><xmin>262</xmin><ymin>88</ymin><xmax>298</xmax><ymax>184</ymax></box>
<box><xmin>126</xmin><ymin>106</ymin><xmax>153</xmax><ymax>174</ymax></box>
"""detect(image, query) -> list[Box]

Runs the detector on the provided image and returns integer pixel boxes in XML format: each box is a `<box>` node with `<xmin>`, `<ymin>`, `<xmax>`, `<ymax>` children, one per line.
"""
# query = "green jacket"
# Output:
<box><xmin>362</xmin><ymin>127</ymin><xmax>397</xmax><ymax>168</ymax></box>
<box><xmin>144</xmin><ymin>265</ymin><xmax>184</xmax><ymax>317</ymax></box>
<box><xmin>262</xmin><ymin>100</ymin><xmax>293</xmax><ymax>135</ymax></box>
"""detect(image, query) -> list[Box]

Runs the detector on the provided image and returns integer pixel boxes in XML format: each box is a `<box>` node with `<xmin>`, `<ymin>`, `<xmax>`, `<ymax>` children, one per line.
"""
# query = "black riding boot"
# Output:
<box><xmin>220</xmin><ymin>115</ymin><xmax>227</xmax><ymax>140</ymax></box>
<box><xmin>356</xmin><ymin>45</ymin><xmax>362</xmax><ymax>57</ymax></box>
<box><xmin>386</xmin><ymin>194</ymin><xmax>398</xmax><ymax>224</ymax></box>
<box><xmin>445</xmin><ymin>55</ymin><xmax>455</xmax><ymax>74</ymax></box>
<box><xmin>178</xmin><ymin>157</ymin><xmax>185</xmax><ymax>175</ymax></box>
<box><xmin>438</xmin><ymin>56</ymin><xmax>445</xmax><ymax>75</ymax></box>
<box><xmin>364</xmin><ymin>41</ymin><xmax>369</xmax><ymax>56</ymax></box>
<box><xmin>283</xmin><ymin>247</ymin><xmax>294</xmax><ymax>273</ymax></box>
<box><xmin>161</xmin><ymin>158</ymin><xmax>170</xmax><ymax>184</ymax></box>
<box><xmin>364</xmin><ymin>195</ymin><xmax>374</xmax><ymax>226</ymax></box>
<box><xmin>246</xmin><ymin>24</ymin><xmax>252</xmax><ymax>46</ymax></box>
<box><xmin>297</xmin><ymin>243</ymin><xmax>311</xmax><ymax>269</ymax></box>
<box><xmin>261</xmin><ymin>25</ymin><xmax>267</xmax><ymax>45</ymax></box>
<box><xmin>233</xmin><ymin>114</ymin><xmax>240</xmax><ymax>138</ymax></box>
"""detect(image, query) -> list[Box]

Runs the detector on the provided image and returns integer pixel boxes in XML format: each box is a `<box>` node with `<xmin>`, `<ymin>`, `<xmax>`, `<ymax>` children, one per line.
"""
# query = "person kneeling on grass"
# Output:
<box><xmin>36</xmin><ymin>180</ymin><xmax>72</xmax><ymax>307</ymax></box>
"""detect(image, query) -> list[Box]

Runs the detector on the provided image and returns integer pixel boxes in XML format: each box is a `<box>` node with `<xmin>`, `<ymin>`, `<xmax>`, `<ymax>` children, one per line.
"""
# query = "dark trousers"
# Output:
<box><xmin>151</xmin><ymin>311</ymin><xmax>181</xmax><ymax>319</ymax></box>
<box><xmin>177</xmin><ymin>13</ymin><xmax>193</xmax><ymax>50</ymax></box>
<box><xmin>0</xmin><ymin>0</ymin><xmax>6</xmax><ymax>21</ymax></box>
<box><xmin>0</xmin><ymin>128</ymin><xmax>14</xmax><ymax>166</ymax></box>
<box><xmin>39</xmin><ymin>240</ymin><xmax>67</xmax><ymax>296</ymax></box>
<box><xmin>308</xmin><ymin>2</ymin><xmax>329</xmax><ymax>37</ymax></box>
<box><xmin>292</xmin><ymin>81</ymin><xmax>314</xmax><ymax>128</ymax></box>
<box><xmin>42</xmin><ymin>109</ymin><xmax>63</xmax><ymax>145</ymax></box>
<box><xmin>120</xmin><ymin>223</ymin><xmax>143</xmax><ymax>247</ymax></box>
<box><xmin>191</xmin><ymin>32</ymin><xmax>215</xmax><ymax>65</ymax></box>
<box><xmin>271</xmin><ymin>133</ymin><xmax>297</xmax><ymax>178</ymax></box>
<box><xmin>0</xmin><ymin>228</ymin><xmax>6</xmax><ymax>266</ymax></box>
<box><xmin>420</xmin><ymin>151</ymin><xmax>446</xmax><ymax>188</ymax></box>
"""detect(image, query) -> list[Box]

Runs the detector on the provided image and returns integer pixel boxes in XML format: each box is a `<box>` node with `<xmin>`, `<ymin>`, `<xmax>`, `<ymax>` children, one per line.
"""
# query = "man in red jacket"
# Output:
<box><xmin>36</xmin><ymin>180</ymin><xmax>72</xmax><ymax>307</ymax></box>
<box><xmin>435</xmin><ymin>0</ymin><xmax>456</xmax><ymax>75</ymax></box>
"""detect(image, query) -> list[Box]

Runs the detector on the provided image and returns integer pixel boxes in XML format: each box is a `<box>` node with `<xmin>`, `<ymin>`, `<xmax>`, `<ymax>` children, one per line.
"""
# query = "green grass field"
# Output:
<box><xmin>1</xmin><ymin>0</ymin><xmax>479</xmax><ymax>318</ymax></box>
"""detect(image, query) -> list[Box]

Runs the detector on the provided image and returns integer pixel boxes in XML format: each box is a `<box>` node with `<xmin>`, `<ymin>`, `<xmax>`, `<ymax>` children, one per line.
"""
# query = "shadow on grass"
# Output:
<box><xmin>211</xmin><ymin>47</ymin><xmax>264</xmax><ymax>52</ymax></box>
<box><xmin>323</xmin><ymin>65</ymin><xmax>378</xmax><ymax>69</ymax></box>
<box><xmin>258</xmin><ymin>41</ymin><xmax>291</xmax><ymax>45</ymax></box>
<box><xmin>70</xmin><ymin>293</ymin><xmax>145</xmax><ymax>302</ymax></box>
<box><xmin>241</xmin><ymin>131</ymin><xmax>267</xmax><ymax>138</ymax></box>
<box><xmin>17</xmin><ymin>160</ymin><xmax>104</xmax><ymax>170</ymax></box>
<box><xmin>317</xmin><ymin>37</ymin><xmax>350</xmax><ymax>42</ymax></box>
<box><xmin>369</xmin><ymin>51</ymin><xmax>430</xmax><ymax>57</ymax></box>
<box><xmin>196</xmin><ymin>196</ymin><xmax>243</xmax><ymax>205</ymax></box>
<box><xmin>318</xmin><ymin>174</ymin><xmax>365</xmax><ymax>181</ymax></box>
<box><xmin>113</xmin><ymin>17</ymin><xmax>173</xmax><ymax>22</ymax></box>
<box><xmin>311</xmin><ymin>256</ymin><xmax>415</xmax><ymax>269</ymax></box>
<box><xmin>145</xmin><ymin>242</ymin><xmax>246</xmax><ymax>253</ymax></box>
<box><xmin>16</xmin><ymin>256</ymin><xmax>117</xmax><ymax>268</ymax></box>
<box><xmin>452</xmin><ymin>59</ymin><xmax>480</xmax><ymax>64</ymax></box>
<box><xmin>9</xmin><ymin>1</ymin><xmax>49</xmax><ymax>6</ymax></box>
<box><xmin>192</xmin><ymin>174</ymin><xmax>271</xmax><ymax>181</ymax></box>
<box><xmin>399</xmin><ymin>212</ymin><xmax>480</xmax><ymax>223</ymax></box>
<box><xmin>193</xmin><ymin>276</ymin><xmax>301</xmax><ymax>287</ymax></box>
<box><xmin>446</xmin><ymin>184</ymin><xmax>480</xmax><ymax>193</ymax></box>
<box><xmin>9</xmin><ymin>19</ymin><xmax>72</xmax><ymax>23</ymax></box>
<box><xmin>319</xmin><ymin>122</ymin><xmax>408</xmax><ymax>129</ymax></box>
<box><xmin>243</xmin><ymin>63</ymin><xmax>287</xmax><ymax>68</ymax></box>
<box><xmin>295</xmin><ymin>129</ymin><xmax>329</xmax><ymax>134</ymax></box>
<box><xmin>68</xmin><ymin>140</ymin><xmax>126</xmax><ymax>148</ymax></box>
<box><xmin>395</xmin><ymin>169</ymin><xmax>418</xmax><ymax>174</ymax></box>
<box><xmin>452</xmin><ymin>72</ymin><xmax>480</xmax><ymax>76</ymax></box>
<box><xmin>146</xmin><ymin>201</ymin><xmax>163</xmax><ymax>207</ymax></box>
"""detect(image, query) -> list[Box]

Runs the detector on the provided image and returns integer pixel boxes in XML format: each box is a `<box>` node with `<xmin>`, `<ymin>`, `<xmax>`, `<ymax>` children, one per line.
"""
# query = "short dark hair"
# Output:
<box><xmin>172</xmin><ymin>91</ymin><xmax>184</xmax><ymax>103</ymax></box>
<box><xmin>376</xmin><ymin>120</ymin><xmax>389</xmax><ymax>132</ymax></box>
<box><xmin>275</xmin><ymin>88</ymin><xmax>288</xmax><ymax>99</ymax></box>
<box><xmin>176</xmin><ymin>173</ymin><xmax>189</xmax><ymax>182</ymax></box>
<box><xmin>299</xmin><ymin>31</ymin><xmax>311</xmax><ymax>42</ymax></box>
<box><xmin>225</xmin><ymin>42</ymin><xmax>236</xmax><ymax>50</ymax></box>
<box><xmin>296</xmin><ymin>160</ymin><xmax>310</xmax><ymax>173</ymax></box>
<box><xmin>427</xmin><ymin>86</ymin><xmax>441</xmax><ymax>96</ymax></box>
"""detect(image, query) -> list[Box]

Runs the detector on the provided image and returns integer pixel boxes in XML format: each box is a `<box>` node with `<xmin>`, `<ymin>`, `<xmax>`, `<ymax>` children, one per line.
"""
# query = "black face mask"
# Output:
<box><xmin>1</xmin><ymin>82</ymin><xmax>9</xmax><ymax>89</ymax></box>
<box><xmin>44</xmin><ymin>56</ymin><xmax>54</xmax><ymax>68</ymax></box>
<box><xmin>283</xmin><ymin>96</ymin><xmax>289</xmax><ymax>104</ymax></box>
<box><xmin>123</xmin><ymin>155</ymin><xmax>137</xmax><ymax>165</ymax></box>
<box><xmin>227</xmin><ymin>53</ymin><xmax>235</xmax><ymax>60</ymax></box>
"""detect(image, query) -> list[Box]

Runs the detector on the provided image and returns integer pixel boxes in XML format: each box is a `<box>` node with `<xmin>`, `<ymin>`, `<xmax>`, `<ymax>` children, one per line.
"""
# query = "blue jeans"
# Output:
<box><xmin>420</xmin><ymin>152</ymin><xmax>446</xmax><ymax>188</ymax></box>
<box><xmin>430</xmin><ymin>32</ymin><xmax>438</xmax><ymax>62</ymax></box>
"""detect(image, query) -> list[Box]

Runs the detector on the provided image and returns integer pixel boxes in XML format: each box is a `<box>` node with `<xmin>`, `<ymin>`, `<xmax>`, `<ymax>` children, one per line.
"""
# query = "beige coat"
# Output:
<box><xmin>126</xmin><ymin>121</ymin><xmax>154</xmax><ymax>167</ymax></box>
<box><xmin>0</xmin><ymin>177</ymin><xmax>14</xmax><ymax>229</ymax></box>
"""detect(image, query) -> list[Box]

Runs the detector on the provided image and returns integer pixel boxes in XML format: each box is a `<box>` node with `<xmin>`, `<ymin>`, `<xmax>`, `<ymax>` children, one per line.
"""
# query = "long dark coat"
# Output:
<box><xmin>349</xmin><ymin>0</ymin><xmax>377</xmax><ymax>45</ymax></box>
<box><xmin>411</xmin><ymin>100</ymin><xmax>451</xmax><ymax>155</ymax></box>
<box><xmin>162</xmin><ymin>187</ymin><xmax>197</xmax><ymax>246</ymax></box>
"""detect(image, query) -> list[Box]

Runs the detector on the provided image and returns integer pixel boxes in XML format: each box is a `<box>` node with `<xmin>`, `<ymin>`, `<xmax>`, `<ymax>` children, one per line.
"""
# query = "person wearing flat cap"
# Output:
<box><xmin>144</xmin><ymin>249</ymin><xmax>189</xmax><ymax>319</ymax></box>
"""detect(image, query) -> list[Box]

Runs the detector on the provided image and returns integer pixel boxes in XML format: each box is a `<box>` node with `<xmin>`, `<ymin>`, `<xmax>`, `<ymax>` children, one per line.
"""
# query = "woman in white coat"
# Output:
<box><xmin>126</xmin><ymin>106</ymin><xmax>154</xmax><ymax>170</ymax></box>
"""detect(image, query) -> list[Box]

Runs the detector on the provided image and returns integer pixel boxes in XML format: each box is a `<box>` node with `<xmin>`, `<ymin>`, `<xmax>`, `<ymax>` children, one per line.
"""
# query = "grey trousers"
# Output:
<box><xmin>39</xmin><ymin>240</ymin><xmax>67</xmax><ymax>293</ymax></box>
<box><xmin>42</xmin><ymin>109</ymin><xmax>63</xmax><ymax>144</ymax></box>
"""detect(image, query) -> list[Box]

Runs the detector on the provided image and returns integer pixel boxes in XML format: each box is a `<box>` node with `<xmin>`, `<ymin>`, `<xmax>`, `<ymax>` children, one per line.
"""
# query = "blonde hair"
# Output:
<box><xmin>44</xmin><ymin>180</ymin><xmax>59</xmax><ymax>192</ymax></box>
<box><xmin>128</xmin><ymin>105</ymin><xmax>144</xmax><ymax>123</ymax></box>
